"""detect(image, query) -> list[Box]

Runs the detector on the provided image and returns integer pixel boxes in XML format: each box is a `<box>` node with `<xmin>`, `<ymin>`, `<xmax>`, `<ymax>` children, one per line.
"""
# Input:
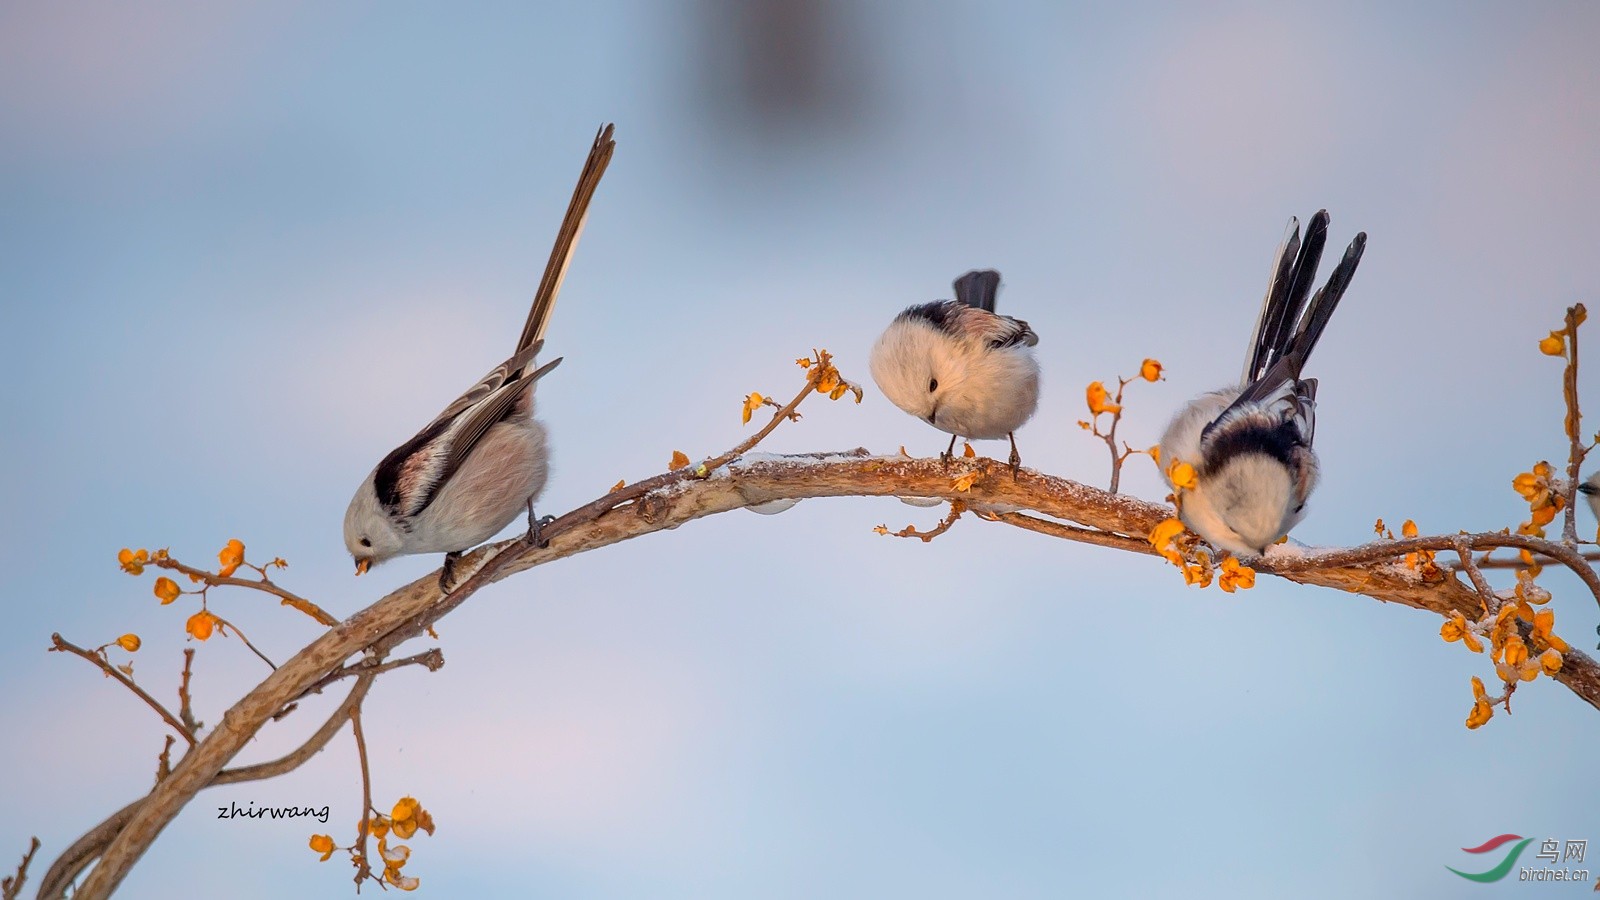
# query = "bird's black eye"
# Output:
<box><xmin>928</xmin><ymin>378</ymin><xmax>938</xmax><ymax>392</ymax></box>
<box><xmin>360</xmin><ymin>538</ymin><xmax>371</xmax><ymax>548</ymax></box>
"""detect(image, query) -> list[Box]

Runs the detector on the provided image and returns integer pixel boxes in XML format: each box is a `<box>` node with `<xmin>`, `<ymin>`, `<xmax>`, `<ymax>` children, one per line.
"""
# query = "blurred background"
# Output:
<box><xmin>2</xmin><ymin>2</ymin><xmax>1598</xmax><ymax>897</ymax></box>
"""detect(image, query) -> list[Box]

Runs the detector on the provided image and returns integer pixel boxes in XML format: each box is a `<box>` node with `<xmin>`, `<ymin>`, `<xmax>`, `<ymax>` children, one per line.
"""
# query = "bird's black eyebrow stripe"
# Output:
<box><xmin>372</xmin><ymin>416</ymin><xmax>453</xmax><ymax>512</ymax></box>
<box><xmin>897</xmin><ymin>300</ymin><xmax>960</xmax><ymax>335</ymax></box>
<box><xmin>1200</xmin><ymin>417</ymin><xmax>1302</xmax><ymax>475</ymax></box>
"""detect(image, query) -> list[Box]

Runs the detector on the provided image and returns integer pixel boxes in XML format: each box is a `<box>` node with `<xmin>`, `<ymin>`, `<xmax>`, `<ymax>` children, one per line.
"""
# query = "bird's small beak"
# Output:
<box><xmin>1580</xmin><ymin>483</ymin><xmax>1596</xmax><ymax>495</ymax></box>
<box><xmin>355</xmin><ymin>558</ymin><xmax>371</xmax><ymax>575</ymax></box>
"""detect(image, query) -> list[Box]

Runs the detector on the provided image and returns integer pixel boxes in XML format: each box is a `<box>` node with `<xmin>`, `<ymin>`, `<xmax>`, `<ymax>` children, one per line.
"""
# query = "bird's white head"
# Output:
<box><xmin>344</xmin><ymin>479</ymin><xmax>406</xmax><ymax>575</ymax></box>
<box><xmin>870</xmin><ymin>314</ymin><xmax>969</xmax><ymax>433</ymax></box>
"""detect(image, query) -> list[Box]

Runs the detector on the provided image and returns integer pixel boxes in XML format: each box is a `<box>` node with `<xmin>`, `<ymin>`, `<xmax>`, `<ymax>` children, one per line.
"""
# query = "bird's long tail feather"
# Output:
<box><xmin>516</xmin><ymin>124</ymin><xmax>617</xmax><ymax>357</ymax></box>
<box><xmin>1284</xmin><ymin>231</ymin><xmax>1366</xmax><ymax>370</ymax></box>
<box><xmin>1242</xmin><ymin>210</ymin><xmax>1328</xmax><ymax>384</ymax></box>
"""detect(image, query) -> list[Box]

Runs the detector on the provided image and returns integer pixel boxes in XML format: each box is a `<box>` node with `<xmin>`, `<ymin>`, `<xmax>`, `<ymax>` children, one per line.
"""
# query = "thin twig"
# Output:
<box><xmin>1560</xmin><ymin>303</ymin><xmax>1588</xmax><ymax>545</ymax></box>
<box><xmin>1453</xmin><ymin>539</ymin><xmax>1499</xmax><ymax>614</ymax></box>
<box><xmin>213</xmin><ymin>616</ymin><xmax>277</xmax><ymax>670</ymax></box>
<box><xmin>991</xmin><ymin>511</ymin><xmax>1158</xmax><ymax>555</ymax></box>
<box><xmin>49</xmin><ymin>634</ymin><xmax>195</xmax><ymax>746</ymax></box>
<box><xmin>1</xmin><ymin>837</ymin><xmax>40</xmax><ymax>900</ymax></box>
<box><xmin>1090</xmin><ymin>376</ymin><xmax>1135</xmax><ymax>494</ymax></box>
<box><xmin>703</xmin><ymin>370</ymin><xmax>816</xmax><ymax>474</ymax></box>
<box><xmin>177</xmin><ymin>649</ymin><xmax>201</xmax><ymax>734</ymax></box>
<box><xmin>879</xmin><ymin>500</ymin><xmax>966</xmax><ymax>542</ymax></box>
<box><xmin>350</xmin><ymin>705</ymin><xmax>376</xmax><ymax>889</ymax></box>
<box><xmin>291</xmin><ymin>649</ymin><xmax>444</xmax><ymax>706</ymax></box>
<box><xmin>154</xmin><ymin>736</ymin><xmax>175</xmax><ymax>786</ymax></box>
<box><xmin>1476</xmin><ymin>549</ymin><xmax>1600</xmax><ymax>570</ymax></box>
<box><xmin>150</xmin><ymin>556</ymin><xmax>339</xmax><ymax>627</ymax></box>
<box><xmin>1261</xmin><ymin>532</ymin><xmax>1600</xmax><ymax>612</ymax></box>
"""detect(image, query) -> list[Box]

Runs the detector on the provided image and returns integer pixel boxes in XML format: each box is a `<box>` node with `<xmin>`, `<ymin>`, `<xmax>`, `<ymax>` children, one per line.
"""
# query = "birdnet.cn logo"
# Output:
<box><xmin>1447</xmin><ymin>834</ymin><xmax>1590</xmax><ymax>884</ymax></box>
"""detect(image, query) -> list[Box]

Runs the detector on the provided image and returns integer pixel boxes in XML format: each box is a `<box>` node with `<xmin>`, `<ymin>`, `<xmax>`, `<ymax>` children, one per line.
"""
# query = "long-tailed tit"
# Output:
<box><xmin>344</xmin><ymin>124</ymin><xmax>616</xmax><ymax>586</ymax></box>
<box><xmin>1578</xmin><ymin>472</ymin><xmax>1600</xmax><ymax>520</ymax></box>
<box><xmin>1158</xmin><ymin>210</ymin><xmax>1366</xmax><ymax>557</ymax></box>
<box><xmin>869</xmin><ymin>269</ymin><xmax>1040</xmax><ymax>473</ymax></box>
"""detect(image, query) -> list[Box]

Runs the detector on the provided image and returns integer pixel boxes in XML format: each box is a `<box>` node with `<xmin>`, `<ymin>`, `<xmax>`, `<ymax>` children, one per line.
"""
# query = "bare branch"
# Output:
<box><xmin>1560</xmin><ymin>303</ymin><xmax>1589</xmax><ymax>544</ymax></box>
<box><xmin>63</xmin><ymin>453</ymin><xmax>1600</xmax><ymax>898</ymax></box>
<box><xmin>177</xmin><ymin>649</ymin><xmax>201</xmax><ymax>734</ymax></box>
<box><xmin>48</xmin><ymin>635</ymin><xmax>195</xmax><ymax>747</ymax></box>
<box><xmin>149</xmin><ymin>556</ymin><xmax>339</xmax><ymax>627</ymax></box>
<box><xmin>35</xmin><ymin>675</ymin><xmax>377</xmax><ymax>900</ymax></box>
<box><xmin>878</xmin><ymin>500</ymin><xmax>966</xmax><ymax>541</ymax></box>
<box><xmin>154</xmin><ymin>736</ymin><xmax>175</xmax><ymax>787</ymax></box>
<box><xmin>705</xmin><ymin>371</ymin><xmax>816</xmax><ymax>474</ymax></box>
<box><xmin>1</xmin><ymin>837</ymin><xmax>39</xmax><ymax>900</ymax></box>
<box><xmin>217</xmin><ymin>676</ymin><xmax>376</xmax><ymax>785</ymax></box>
<box><xmin>1453</xmin><ymin>539</ymin><xmax>1499</xmax><ymax>614</ymax></box>
<box><xmin>1477</xmin><ymin>549</ymin><xmax>1600</xmax><ymax>569</ymax></box>
<box><xmin>990</xmin><ymin>511</ymin><xmax>1158</xmax><ymax>555</ymax></box>
<box><xmin>1100</xmin><ymin>384</ymin><xmax>1129</xmax><ymax>493</ymax></box>
<box><xmin>1259</xmin><ymin>532</ymin><xmax>1600</xmax><ymax>613</ymax></box>
<box><xmin>1087</xmin><ymin>377</ymin><xmax>1135</xmax><ymax>493</ymax></box>
<box><xmin>292</xmin><ymin>649</ymin><xmax>445</xmax><ymax>706</ymax></box>
<box><xmin>212</xmin><ymin>616</ymin><xmax>277</xmax><ymax>670</ymax></box>
<box><xmin>350</xmin><ymin>705</ymin><xmax>376</xmax><ymax>889</ymax></box>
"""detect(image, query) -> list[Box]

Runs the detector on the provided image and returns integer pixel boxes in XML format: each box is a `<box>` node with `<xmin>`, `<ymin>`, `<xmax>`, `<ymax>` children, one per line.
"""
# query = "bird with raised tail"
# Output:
<box><xmin>869</xmin><ymin>269</ymin><xmax>1040</xmax><ymax>474</ymax></box>
<box><xmin>1158</xmin><ymin>210</ymin><xmax>1366</xmax><ymax>557</ymax></box>
<box><xmin>343</xmin><ymin>124</ymin><xmax>616</xmax><ymax>588</ymax></box>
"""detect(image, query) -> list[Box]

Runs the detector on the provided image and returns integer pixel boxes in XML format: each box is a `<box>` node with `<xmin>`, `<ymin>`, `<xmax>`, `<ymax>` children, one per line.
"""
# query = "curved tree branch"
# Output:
<box><xmin>37</xmin><ymin>675</ymin><xmax>378</xmax><ymax>900</ymax></box>
<box><xmin>65</xmin><ymin>452</ymin><xmax>1600</xmax><ymax>897</ymax></box>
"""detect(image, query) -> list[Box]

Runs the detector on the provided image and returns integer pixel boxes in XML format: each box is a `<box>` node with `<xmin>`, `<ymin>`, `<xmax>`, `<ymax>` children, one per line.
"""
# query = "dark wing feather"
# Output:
<box><xmin>898</xmin><ymin>300</ymin><xmax>962</xmax><ymax>334</ymax></box>
<box><xmin>900</xmin><ymin>274</ymin><xmax>1034</xmax><ymax>348</ymax></box>
<box><xmin>989</xmin><ymin>315</ymin><xmax>1038</xmax><ymax>349</ymax></box>
<box><xmin>376</xmin><ymin>352</ymin><xmax>562</xmax><ymax>519</ymax></box>
<box><xmin>952</xmin><ymin>269</ymin><xmax>1002</xmax><ymax>312</ymax></box>
<box><xmin>423</xmin><ymin>341</ymin><xmax>543</xmax><ymax>432</ymax></box>
<box><xmin>941</xmin><ymin>304</ymin><xmax>1038</xmax><ymax>348</ymax></box>
<box><xmin>425</xmin><ymin>356</ymin><xmax>564</xmax><ymax>513</ymax></box>
<box><xmin>514</xmin><ymin>124</ymin><xmax>617</xmax><ymax>362</ymax></box>
<box><xmin>372</xmin><ymin>342</ymin><xmax>544</xmax><ymax>514</ymax></box>
<box><xmin>373</xmin><ymin>416</ymin><xmax>453</xmax><ymax>516</ymax></box>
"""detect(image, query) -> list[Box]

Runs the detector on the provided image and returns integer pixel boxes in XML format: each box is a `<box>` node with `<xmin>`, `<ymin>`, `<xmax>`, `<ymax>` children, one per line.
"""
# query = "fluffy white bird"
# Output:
<box><xmin>344</xmin><ymin>124</ymin><xmax>615</xmax><ymax>586</ymax></box>
<box><xmin>869</xmin><ymin>269</ymin><xmax>1040</xmax><ymax>472</ymax></box>
<box><xmin>1158</xmin><ymin>210</ymin><xmax>1366</xmax><ymax>557</ymax></box>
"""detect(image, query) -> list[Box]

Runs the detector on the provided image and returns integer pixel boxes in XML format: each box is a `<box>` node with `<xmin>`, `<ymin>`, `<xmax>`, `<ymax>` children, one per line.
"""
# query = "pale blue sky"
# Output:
<box><xmin>2</xmin><ymin>2</ymin><xmax>1598</xmax><ymax>897</ymax></box>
